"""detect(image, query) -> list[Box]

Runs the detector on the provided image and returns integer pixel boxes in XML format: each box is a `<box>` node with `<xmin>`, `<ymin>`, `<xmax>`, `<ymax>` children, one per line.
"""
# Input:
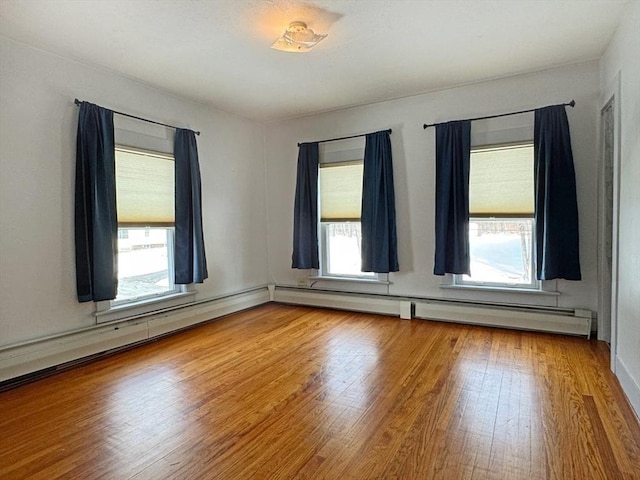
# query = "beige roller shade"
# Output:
<box><xmin>115</xmin><ymin>147</ymin><xmax>175</xmax><ymax>225</ymax></box>
<box><xmin>469</xmin><ymin>143</ymin><xmax>534</xmax><ymax>217</ymax></box>
<box><xmin>319</xmin><ymin>162</ymin><xmax>363</xmax><ymax>222</ymax></box>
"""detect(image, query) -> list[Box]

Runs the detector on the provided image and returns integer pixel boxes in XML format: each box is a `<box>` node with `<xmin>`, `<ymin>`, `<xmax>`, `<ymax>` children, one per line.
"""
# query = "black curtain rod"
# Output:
<box><xmin>298</xmin><ymin>128</ymin><xmax>392</xmax><ymax>147</ymax></box>
<box><xmin>74</xmin><ymin>98</ymin><xmax>200</xmax><ymax>136</ymax></box>
<box><xmin>422</xmin><ymin>100</ymin><xmax>575</xmax><ymax>129</ymax></box>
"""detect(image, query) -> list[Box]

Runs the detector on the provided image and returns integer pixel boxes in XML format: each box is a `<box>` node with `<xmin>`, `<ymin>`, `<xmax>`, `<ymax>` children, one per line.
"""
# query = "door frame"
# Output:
<box><xmin>598</xmin><ymin>72</ymin><xmax>622</xmax><ymax>372</ymax></box>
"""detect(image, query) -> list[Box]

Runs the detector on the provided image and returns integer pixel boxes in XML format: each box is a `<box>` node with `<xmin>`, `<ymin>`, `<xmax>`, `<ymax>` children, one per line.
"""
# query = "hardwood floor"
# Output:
<box><xmin>1</xmin><ymin>304</ymin><xmax>639</xmax><ymax>479</ymax></box>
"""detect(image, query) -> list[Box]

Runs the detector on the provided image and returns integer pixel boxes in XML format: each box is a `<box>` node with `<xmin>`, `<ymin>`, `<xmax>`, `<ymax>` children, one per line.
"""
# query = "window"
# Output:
<box><xmin>454</xmin><ymin>143</ymin><xmax>539</xmax><ymax>289</ymax></box>
<box><xmin>113</xmin><ymin>147</ymin><xmax>180</xmax><ymax>304</ymax></box>
<box><xmin>318</xmin><ymin>161</ymin><xmax>375</xmax><ymax>279</ymax></box>
<box><xmin>114</xmin><ymin>226</ymin><xmax>175</xmax><ymax>302</ymax></box>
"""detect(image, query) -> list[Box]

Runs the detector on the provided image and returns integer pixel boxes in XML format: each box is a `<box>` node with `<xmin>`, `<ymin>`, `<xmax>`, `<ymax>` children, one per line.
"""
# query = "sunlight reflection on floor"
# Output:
<box><xmin>321</xmin><ymin>328</ymin><xmax>380</xmax><ymax>411</ymax></box>
<box><xmin>98</xmin><ymin>367</ymin><xmax>190</xmax><ymax>469</ymax></box>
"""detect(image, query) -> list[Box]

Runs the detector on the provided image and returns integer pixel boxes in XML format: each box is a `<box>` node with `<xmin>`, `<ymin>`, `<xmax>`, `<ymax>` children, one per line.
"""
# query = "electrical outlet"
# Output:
<box><xmin>297</xmin><ymin>278</ymin><xmax>307</xmax><ymax>287</ymax></box>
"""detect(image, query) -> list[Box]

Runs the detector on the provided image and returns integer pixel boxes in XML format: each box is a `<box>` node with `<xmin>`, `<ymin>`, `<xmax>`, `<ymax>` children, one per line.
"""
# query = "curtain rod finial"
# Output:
<box><xmin>569</xmin><ymin>100</ymin><xmax>576</xmax><ymax>108</ymax></box>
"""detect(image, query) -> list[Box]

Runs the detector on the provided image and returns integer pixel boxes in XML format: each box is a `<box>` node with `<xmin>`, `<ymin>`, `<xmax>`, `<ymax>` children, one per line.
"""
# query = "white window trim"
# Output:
<box><xmin>309</xmin><ymin>272</ymin><xmax>389</xmax><ymax>285</ymax></box>
<box><xmin>95</xmin><ymin>285</ymin><xmax>196</xmax><ymax>324</ymax></box>
<box><xmin>441</xmin><ymin>283</ymin><xmax>559</xmax><ymax>296</ymax></box>
<box><xmin>441</xmin><ymin>274</ymin><xmax>558</xmax><ymax>296</ymax></box>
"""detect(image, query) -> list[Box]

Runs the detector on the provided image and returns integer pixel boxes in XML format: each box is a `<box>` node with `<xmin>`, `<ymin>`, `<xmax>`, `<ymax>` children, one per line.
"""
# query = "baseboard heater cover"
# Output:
<box><xmin>0</xmin><ymin>287</ymin><xmax>270</xmax><ymax>383</ymax></box>
<box><xmin>413</xmin><ymin>301</ymin><xmax>590</xmax><ymax>336</ymax></box>
<box><xmin>0</xmin><ymin>286</ymin><xmax>592</xmax><ymax>384</ymax></box>
<box><xmin>274</xmin><ymin>287</ymin><xmax>401</xmax><ymax>317</ymax></box>
<box><xmin>274</xmin><ymin>286</ymin><xmax>591</xmax><ymax>337</ymax></box>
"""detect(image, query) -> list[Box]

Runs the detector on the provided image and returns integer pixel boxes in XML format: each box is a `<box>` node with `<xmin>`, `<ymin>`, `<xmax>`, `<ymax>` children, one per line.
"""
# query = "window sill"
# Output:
<box><xmin>440</xmin><ymin>284</ymin><xmax>559</xmax><ymax>296</ymax></box>
<box><xmin>308</xmin><ymin>275</ymin><xmax>390</xmax><ymax>285</ymax></box>
<box><xmin>95</xmin><ymin>290</ymin><xmax>197</xmax><ymax>324</ymax></box>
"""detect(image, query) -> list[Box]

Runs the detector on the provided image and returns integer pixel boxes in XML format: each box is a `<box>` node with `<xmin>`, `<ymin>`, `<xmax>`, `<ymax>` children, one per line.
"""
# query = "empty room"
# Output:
<box><xmin>1</xmin><ymin>1</ymin><xmax>639</xmax><ymax>479</ymax></box>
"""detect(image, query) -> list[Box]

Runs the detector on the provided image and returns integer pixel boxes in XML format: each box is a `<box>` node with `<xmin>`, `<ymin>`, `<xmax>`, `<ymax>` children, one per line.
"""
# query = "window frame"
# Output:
<box><xmin>111</xmin><ymin>225</ymin><xmax>180</xmax><ymax>306</ymax></box>
<box><xmin>453</xmin><ymin>217</ymin><xmax>541</xmax><ymax>291</ymax></box>
<box><xmin>453</xmin><ymin>141</ymin><xmax>540</xmax><ymax>292</ymax></box>
<box><xmin>314</xmin><ymin>141</ymin><xmax>379</xmax><ymax>282</ymax></box>
<box><xmin>318</xmin><ymin>220</ymin><xmax>378</xmax><ymax>280</ymax></box>
<box><xmin>95</xmin><ymin>144</ymin><xmax>195</xmax><ymax>323</ymax></box>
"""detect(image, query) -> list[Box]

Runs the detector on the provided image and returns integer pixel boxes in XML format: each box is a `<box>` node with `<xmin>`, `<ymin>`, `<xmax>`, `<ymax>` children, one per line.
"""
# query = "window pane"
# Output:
<box><xmin>324</xmin><ymin>222</ymin><xmax>375</xmax><ymax>277</ymax></box>
<box><xmin>459</xmin><ymin>219</ymin><xmax>535</xmax><ymax>287</ymax></box>
<box><xmin>115</xmin><ymin>227</ymin><xmax>175</xmax><ymax>302</ymax></box>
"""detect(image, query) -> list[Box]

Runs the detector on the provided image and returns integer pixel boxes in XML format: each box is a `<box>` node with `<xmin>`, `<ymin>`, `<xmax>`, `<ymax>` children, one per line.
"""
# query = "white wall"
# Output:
<box><xmin>0</xmin><ymin>37</ymin><xmax>269</xmax><ymax>347</ymax></box>
<box><xmin>266</xmin><ymin>62</ymin><xmax>601</xmax><ymax>311</ymax></box>
<box><xmin>0</xmin><ymin>14</ymin><xmax>635</xmax><ymax>414</ymax></box>
<box><xmin>600</xmin><ymin>0</ymin><xmax>640</xmax><ymax>415</ymax></box>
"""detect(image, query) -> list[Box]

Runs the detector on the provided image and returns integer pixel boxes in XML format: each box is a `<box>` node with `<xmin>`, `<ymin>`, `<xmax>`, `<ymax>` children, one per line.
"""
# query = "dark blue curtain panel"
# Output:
<box><xmin>74</xmin><ymin>102</ymin><xmax>118</xmax><ymax>302</ymax></box>
<box><xmin>361</xmin><ymin>130</ymin><xmax>399</xmax><ymax>273</ymax></box>
<box><xmin>433</xmin><ymin>120</ymin><xmax>471</xmax><ymax>276</ymax></box>
<box><xmin>174</xmin><ymin>128</ymin><xmax>208</xmax><ymax>284</ymax></box>
<box><xmin>291</xmin><ymin>142</ymin><xmax>320</xmax><ymax>269</ymax></box>
<box><xmin>534</xmin><ymin>106</ymin><xmax>581</xmax><ymax>280</ymax></box>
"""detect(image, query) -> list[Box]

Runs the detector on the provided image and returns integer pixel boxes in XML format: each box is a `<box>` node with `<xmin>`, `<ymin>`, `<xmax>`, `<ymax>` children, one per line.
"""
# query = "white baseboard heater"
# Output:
<box><xmin>0</xmin><ymin>285</ymin><xmax>592</xmax><ymax>385</ymax></box>
<box><xmin>273</xmin><ymin>286</ymin><xmax>592</xmax><ymax>337</ymax></box>
<box><xmin>413</xmin><ymin>299</ymin><xmax>591</xmax><ymax>337</ymax></box>
<box><xmin>0</xmin><ymin>287</ymin><xmax>270</xmax><ymax>383</ymax></box>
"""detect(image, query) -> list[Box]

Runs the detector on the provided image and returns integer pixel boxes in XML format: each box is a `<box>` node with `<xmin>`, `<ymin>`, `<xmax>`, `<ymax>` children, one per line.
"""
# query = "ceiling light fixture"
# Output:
<box><xmin>271</xmin><ymin>21</ymin><xmax>327</xmax><ymax>53</ymax></box>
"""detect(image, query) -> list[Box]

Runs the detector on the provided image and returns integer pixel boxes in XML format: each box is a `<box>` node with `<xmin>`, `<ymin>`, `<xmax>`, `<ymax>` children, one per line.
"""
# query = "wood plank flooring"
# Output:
<box><xmin>1</xmin><ymin>304</ymin><xmax>639</xmax><ymax>479</ymax></box>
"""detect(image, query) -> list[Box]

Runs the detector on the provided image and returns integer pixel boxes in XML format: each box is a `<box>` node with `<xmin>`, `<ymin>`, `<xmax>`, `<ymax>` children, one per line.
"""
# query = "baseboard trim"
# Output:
<box><xmin>0</xmin><ymin>287</ymin><xmax>270</xmax><ymax>383</ymax></box>
<box><xmin>615</xmin><ymin>355</ymin><xmax>640</xmax><ymax>420</ymax></box>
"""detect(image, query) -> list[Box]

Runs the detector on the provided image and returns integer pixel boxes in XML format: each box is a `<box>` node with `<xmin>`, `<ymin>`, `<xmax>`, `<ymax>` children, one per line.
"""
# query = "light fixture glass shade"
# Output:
<box><xmin>271</xmin><ymin>21</ymin><xmax>327</xmax><ymax>53</ymax></box>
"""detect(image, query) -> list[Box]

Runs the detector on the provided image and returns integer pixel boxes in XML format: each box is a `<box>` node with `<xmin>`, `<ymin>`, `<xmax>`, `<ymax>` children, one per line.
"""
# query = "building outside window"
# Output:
<box><xmin>454</xmin><ymin>143</ymin><xmax>539</xmax><ymax>290</ymax></box>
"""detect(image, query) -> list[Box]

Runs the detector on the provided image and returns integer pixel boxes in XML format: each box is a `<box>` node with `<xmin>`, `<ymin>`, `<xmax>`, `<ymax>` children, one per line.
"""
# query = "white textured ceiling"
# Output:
<box><xmin>0</xmin><ymin>0</ymin><xmax>629</xmax><ymax>122</ymax></box>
